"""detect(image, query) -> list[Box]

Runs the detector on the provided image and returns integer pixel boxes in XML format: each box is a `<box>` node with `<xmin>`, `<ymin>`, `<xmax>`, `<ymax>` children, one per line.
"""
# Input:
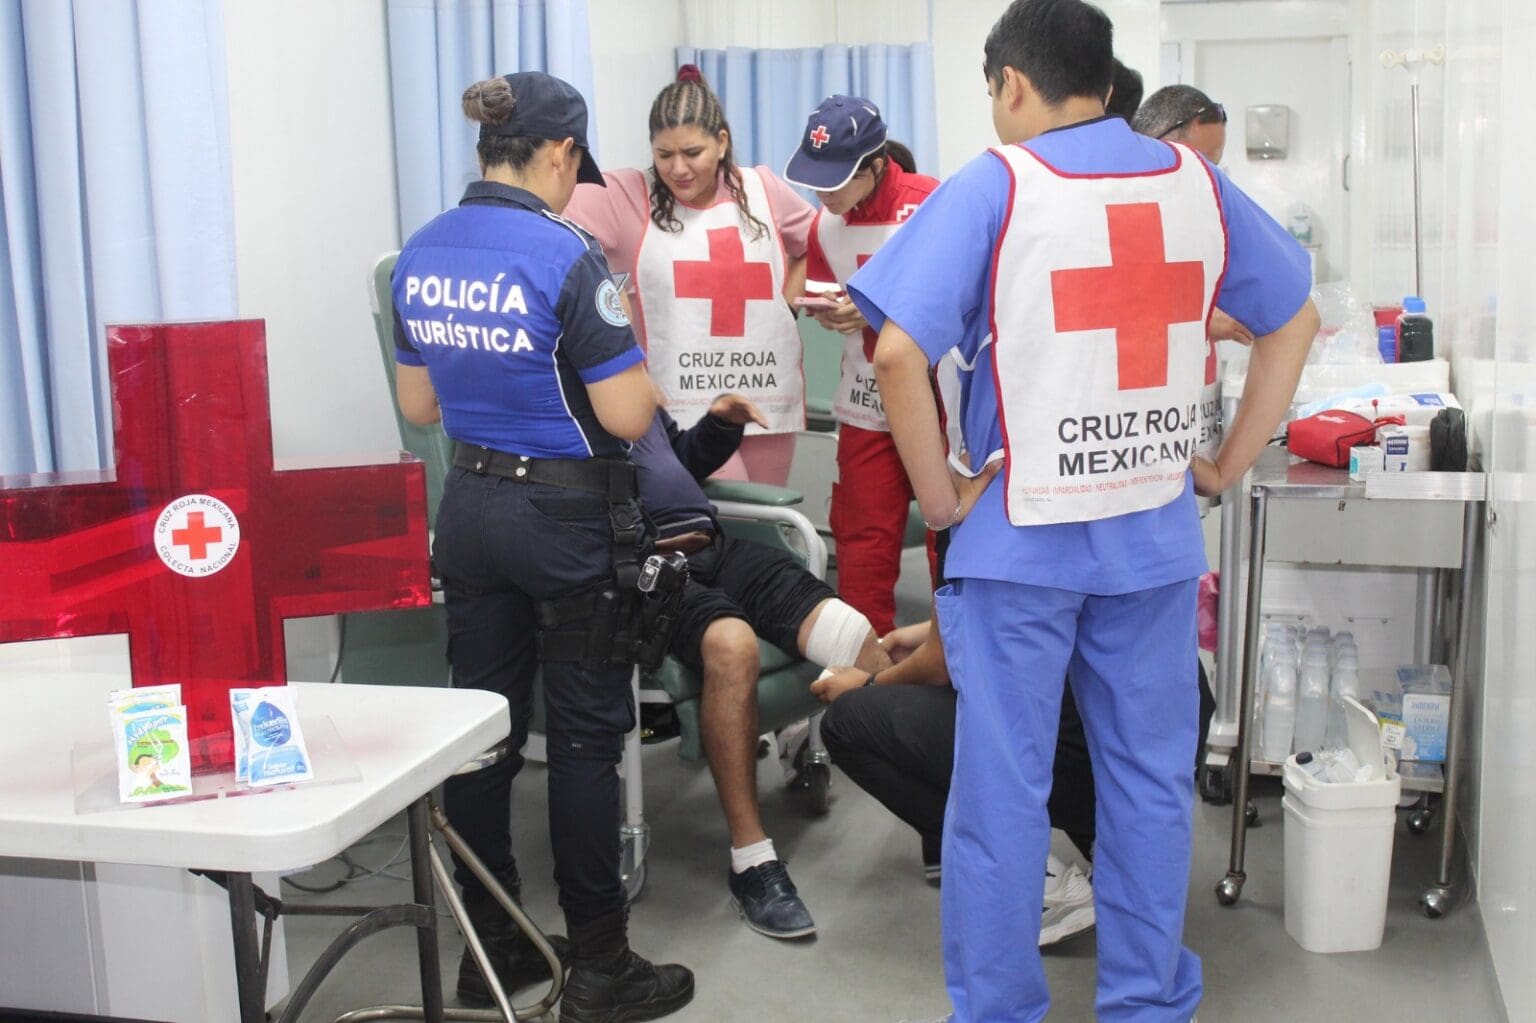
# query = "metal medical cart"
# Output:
<box><xmin>1209</xmin><ymin>448</ymin><xmax>1485</xmax><ymax>918</ymax></box>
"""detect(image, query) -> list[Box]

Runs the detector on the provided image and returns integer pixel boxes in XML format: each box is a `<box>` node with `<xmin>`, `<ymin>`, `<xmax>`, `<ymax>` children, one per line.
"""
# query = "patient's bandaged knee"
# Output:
<box><xmin>804</xmin><ymin>598</ymin><xmax>873</xmax><ymax>668</ymax></box>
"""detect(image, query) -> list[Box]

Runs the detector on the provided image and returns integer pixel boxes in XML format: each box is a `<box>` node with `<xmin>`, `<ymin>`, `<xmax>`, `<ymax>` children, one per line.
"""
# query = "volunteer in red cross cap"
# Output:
<box><xmin>783</xmin><ymin>95</ymin><xmax>942</xmax><ymax>636</ymax></box>
<box><xmin>565</xmin><ymin>65</ymin><xmax>816</xmax><ymax>485</ymax></box>
<box><xmin>846</xmin><ymin>0</ymin><xmax>1320</xmax><ymax>1019</ymax></box>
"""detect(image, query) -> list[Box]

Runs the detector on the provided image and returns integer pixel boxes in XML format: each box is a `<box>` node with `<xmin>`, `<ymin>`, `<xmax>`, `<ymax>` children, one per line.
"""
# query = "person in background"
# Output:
<box><xmin>1105</xmin><ymin>58</ymin><xmax>1143</xmax><ymax>121</ymax></box>
<box><xmin>391</xmin><ymin>71</ymin><xmax>692</xmax><ymax>1022</ymax></box>
<box><xmin>1134</xmin><ymin>87</ymin><xmax>1255</xmax><ymax>352</ymax></box>
<box><xmin>1133</xmin><ymin>84</ymin><xmax>1228</xmax><ymax>163</ymax></box>
<box><xmin>565</xmin><ymin>66</ymin><xmax>814</xmax><ymax>485</ymax></box>
<box><xmin>782</xmin><ymin>95</ymin><xmax>942</xmax><ymax>635</ymax></box>
<box><xmin>850</xmin><ymin>0</ymin><xmax>1317</xmax><ymax>1017</ymax></box>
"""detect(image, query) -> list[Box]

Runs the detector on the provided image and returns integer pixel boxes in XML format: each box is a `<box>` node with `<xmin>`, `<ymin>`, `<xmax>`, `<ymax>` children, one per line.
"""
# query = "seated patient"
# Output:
<box><xmin>632</xmin><ymin>392</ymin><xmax>891</xmax><ymax>940</ymax></box>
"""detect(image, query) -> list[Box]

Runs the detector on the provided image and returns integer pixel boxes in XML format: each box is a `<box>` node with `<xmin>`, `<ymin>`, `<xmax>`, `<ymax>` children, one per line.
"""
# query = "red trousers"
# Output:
<box><xmin>830</xmin><ymin>424</ymin><xmax>937</xmax><ymax>636</ymax></box>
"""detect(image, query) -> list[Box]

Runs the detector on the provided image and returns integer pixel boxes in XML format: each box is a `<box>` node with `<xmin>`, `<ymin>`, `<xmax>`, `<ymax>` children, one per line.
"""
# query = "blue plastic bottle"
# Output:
<box><xmin>1377</xmin><ymin>324</ymin><xmax>1397</xmax><ymax>363</ymax></box>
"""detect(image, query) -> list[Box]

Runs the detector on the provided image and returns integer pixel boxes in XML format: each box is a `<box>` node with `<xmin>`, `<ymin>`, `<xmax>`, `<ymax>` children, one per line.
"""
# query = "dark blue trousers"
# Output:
<box><xmin>433</xmin><ymin>466</ymin><xmax>637</xmax><ymax>928</ymax></box>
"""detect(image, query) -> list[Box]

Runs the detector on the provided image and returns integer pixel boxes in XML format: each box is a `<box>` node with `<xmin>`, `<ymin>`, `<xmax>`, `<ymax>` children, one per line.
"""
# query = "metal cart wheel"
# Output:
<box><xmin>1216</xmin><ymin>874</ymin><xmax>1245</xmax><ymax>906</ymax></box>
<box><xmin>1244</xmin><ymin>800</ymin><xmax>1260</xmax><ymax>828</ymax></box>
<box><xmin>1421</xmin><ymin>885</ymin><xmax>1451</xmax><ymax>919</ymax></box>
<box><xmin>1408</xmin><ymin>807</ymin><xmax>1435</xmax><ymax>836</ymax></box>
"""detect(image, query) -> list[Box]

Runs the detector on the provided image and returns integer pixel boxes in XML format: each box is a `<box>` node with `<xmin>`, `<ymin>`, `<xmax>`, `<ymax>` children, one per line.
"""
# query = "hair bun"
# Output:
<box><xmin>676</xmin><ymin>64</ymin><xmax>703</xmax><ymax>83</ymax></box>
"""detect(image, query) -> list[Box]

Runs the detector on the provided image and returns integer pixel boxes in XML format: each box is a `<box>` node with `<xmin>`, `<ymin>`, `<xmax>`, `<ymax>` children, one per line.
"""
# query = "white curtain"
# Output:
<box><xmin>0</xmin><ymin>0</ymin><xmax>237</xmax><ymax>476</ymax></box>
<box><xmin>385</xmin><ymin>0</ymin><xmax>599</xmax><ymax>238</ymax></box>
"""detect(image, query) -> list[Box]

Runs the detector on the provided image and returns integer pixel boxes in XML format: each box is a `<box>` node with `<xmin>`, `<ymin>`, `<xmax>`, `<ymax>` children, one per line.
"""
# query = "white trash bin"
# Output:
<box><xmin>1283</xmin><ymin>696</ymin><xmax>1402</xmax><ymax>953</ymax></box>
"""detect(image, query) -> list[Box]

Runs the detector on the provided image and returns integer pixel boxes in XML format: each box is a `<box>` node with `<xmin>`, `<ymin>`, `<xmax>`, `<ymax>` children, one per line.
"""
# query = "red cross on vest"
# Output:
<box><xmin>1050</xmin><ymin>202</ymin><xmax>1206</xmax><ymax>390</ymax></box>
<box><xmin>809</xmin><ymin>125</ymin><xmax>831</xmax><ymax>149</ymax></box>
<box><xmin>673</xmin><ymin>226</ymin><xmax>776</xmax><ymax>337</ymax></box>
<box><xmin>0</xmin><ymin>321</ymin><xmax>431</xmax><ymax>771</ymax></box>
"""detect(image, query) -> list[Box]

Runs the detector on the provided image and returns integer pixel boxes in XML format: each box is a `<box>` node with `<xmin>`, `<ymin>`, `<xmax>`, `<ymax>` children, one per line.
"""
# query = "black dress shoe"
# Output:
<box><xmin>727</xmin><ymin>860</ymin><xmax>816</xmax><ymax>939</ymax></box>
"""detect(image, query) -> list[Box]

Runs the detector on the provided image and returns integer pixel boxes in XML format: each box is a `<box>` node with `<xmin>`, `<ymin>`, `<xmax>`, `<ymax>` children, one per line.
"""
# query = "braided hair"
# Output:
<box><xmin>647</xmin><ymin>65</ymin><xmax>769</xmax><ymax>240</ymax></box>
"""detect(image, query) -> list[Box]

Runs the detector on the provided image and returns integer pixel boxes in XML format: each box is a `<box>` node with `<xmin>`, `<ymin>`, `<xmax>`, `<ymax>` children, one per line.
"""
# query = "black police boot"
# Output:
<box><xmin>455</xmin><ymin>887</ymin><xmax>570</xmax><ymax>1007</ymax></box>
<box><xmin>559</xmin><ymin>911</ymin><xmax>694</xmax><ymax>1023</ymax></box>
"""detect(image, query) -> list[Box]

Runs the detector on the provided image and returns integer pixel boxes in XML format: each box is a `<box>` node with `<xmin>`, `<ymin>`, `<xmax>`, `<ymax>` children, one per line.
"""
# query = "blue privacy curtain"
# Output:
<box><xmin>675</xmin><ymin>44</ymin><xmax>939</xmax><ymax>195</ymax></box>
<box><xmin>386</xmin><ymin>0</ymin><xmax>598</xmax><ymax>238</ymax></box>
<box><xmin>0</xmin><ymin>0</ymin><xmax>237</xmax><ymax>477</ymax></box>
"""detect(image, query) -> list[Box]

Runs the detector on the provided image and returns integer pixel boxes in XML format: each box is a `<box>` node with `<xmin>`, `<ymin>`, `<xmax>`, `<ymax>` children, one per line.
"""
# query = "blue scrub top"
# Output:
<box><xmin>849</xmin><ymin>116</ymin><xmax>1310</xmax><ymax>595</ymax></box>
<box><xmin>392</xmin><ymin>181</ymin><xmax>644</xmax><ymax>460</ymax></box>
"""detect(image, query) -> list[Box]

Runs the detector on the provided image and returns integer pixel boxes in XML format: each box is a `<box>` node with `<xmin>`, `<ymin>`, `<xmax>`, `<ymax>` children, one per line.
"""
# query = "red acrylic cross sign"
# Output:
<box><xmin>808</xmin><ymin>125</ymin><xmax>831</xmax><ymax>149</ymax></box>
<box><xmin>0</xmin><ymin>321</ymin><xmax>431</xmax><ymax>771</ymax></box>
<box><xmin>1050</xmin><ymin>202</ymin><xmax>1206</xmax><ymax>390</ymax></box>
<box><xmin>673</xmin><ymin>226</ymin><xmax>776</xmax><ymax>337</ymax></box>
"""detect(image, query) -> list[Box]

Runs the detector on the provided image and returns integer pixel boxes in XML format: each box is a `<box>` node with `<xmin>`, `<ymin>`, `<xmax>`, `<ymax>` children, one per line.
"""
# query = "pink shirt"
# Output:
<box><xmin>565</xmin><ymin>165</ymin><xmax>814</xmax><ymax>347</ymax></box>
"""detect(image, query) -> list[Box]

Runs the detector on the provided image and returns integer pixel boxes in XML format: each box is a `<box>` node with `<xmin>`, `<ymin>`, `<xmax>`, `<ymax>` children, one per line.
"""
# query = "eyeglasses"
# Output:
<box><xmin>1158</xmin><ymin>102</ymin><xmax>1227</xmax><ymax>139</ymax></box>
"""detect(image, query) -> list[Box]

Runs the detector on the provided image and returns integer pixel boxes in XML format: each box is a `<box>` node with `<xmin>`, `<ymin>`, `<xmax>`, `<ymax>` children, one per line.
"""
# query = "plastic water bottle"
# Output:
<box><xmin>1294</xmin><ymin>646</ymin><xmax>1331</xmax><ymax>755</ymax></box>
<box><xmin>1398</xmin><ymin>296</ymin><xmax>1435</xmax><ymax>362</ymax></box>
<box><xmin>1326</xmin><ymin>655</ymin><xmax>1361</xmax><ymax>746</ymax></box>
<box><xmin>1262</xmin><ymin>650</ymin><xmax>1299</xmax><ymax>762</ymax></box>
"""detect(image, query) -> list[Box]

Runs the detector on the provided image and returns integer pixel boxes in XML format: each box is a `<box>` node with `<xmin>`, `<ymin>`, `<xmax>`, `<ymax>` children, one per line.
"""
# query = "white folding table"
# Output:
<box><xmin>0</xmin><ymin>676</ymin><xmax>508</xmax><ymax>1023</ymax></box>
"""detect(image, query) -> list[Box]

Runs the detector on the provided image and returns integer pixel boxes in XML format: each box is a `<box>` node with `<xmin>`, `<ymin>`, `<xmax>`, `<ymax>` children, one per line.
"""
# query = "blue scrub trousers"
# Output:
<box><xmin>936</xmin><ymin>577</ymin><xmax>1202</xmax><ymax>1023</ymax></box>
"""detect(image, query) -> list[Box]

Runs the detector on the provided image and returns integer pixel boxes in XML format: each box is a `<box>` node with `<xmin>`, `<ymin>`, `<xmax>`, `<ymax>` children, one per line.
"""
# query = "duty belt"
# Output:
<box><xmin>453</xmin><ymin>441</ymin><xmax>643</xmax><ymax>588</ymax></box>
<box><xmin>452</xmin><ymin>442</ymin><xmax>636</xmax><ymax>501</ymax></box>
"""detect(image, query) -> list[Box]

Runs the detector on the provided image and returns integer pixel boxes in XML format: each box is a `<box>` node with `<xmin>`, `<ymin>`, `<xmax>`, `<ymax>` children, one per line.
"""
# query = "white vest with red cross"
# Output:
<box><xmin>813</xmin><ymin>213</ymin><xmax>911</xmax><ymax>432</ymax></box>
<box><xmin>635</xmin><ymin>167</ymin><xmax>804</xmax><ymax>433</ymax></box>
<box><xmin>988</xmin><ymin>142</ymin><xmax>1226</xmax><ymax>526</ymax></box>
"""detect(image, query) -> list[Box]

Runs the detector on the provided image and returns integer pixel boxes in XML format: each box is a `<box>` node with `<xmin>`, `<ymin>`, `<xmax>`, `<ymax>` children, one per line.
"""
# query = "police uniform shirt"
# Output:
<box><xmin>393</xmin><ymin>181</ymin><xmax>644</xmax><ymax>459</ymax></box>
<box><xmin>848</xmin><ymin>116</ymin><xmax>1311</xmax><ymax>595</ymax></box>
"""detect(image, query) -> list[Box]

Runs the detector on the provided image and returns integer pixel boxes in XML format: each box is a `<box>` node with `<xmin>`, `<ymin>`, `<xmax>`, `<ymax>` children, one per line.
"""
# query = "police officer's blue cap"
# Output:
<box><xmin>482</xmin><ymin>71</ymin><xmax>605</xmax><ymax>186</ymax></box>
<box><xmin>783</xmin><ymin>95</ymin><xmax>888</xmax><ymax>192</ymax></box>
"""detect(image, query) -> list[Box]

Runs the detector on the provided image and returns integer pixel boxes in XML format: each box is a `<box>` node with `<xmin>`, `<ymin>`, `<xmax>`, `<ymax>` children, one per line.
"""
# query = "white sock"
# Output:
<box><xmin>731</xmin><ymin>838</ymin><xmax>778</xmax><ymax>874</ymax></box>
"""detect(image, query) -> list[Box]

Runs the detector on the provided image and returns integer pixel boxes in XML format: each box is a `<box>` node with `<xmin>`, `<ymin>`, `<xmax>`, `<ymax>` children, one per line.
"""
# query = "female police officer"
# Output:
<box><xmin>391</xmin><ymin>72</ymin><xmax>693</xmax><ymax>1023</ymax></box>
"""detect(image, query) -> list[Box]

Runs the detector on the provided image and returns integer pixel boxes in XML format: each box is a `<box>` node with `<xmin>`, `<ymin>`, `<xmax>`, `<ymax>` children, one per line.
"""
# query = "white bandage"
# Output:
<box><xmin>804</xmin><ymin>599</ymin><xmax>874</xmax><ymax>668</ymax></box>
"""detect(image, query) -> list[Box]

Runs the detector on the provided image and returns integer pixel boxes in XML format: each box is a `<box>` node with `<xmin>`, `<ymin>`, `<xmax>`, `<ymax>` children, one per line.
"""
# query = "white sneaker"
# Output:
<box><xmin>1040</xmin><ymin>854</ymin><xmax>1095</xmax><ymax>946</ymax></box>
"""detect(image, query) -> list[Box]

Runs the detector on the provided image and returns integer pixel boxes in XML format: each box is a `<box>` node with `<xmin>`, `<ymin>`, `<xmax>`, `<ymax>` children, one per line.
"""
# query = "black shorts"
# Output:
<box><xmin>669</xmin><ymin>534</ymin><xmax>837</xmax><ymax>671</ymax></box>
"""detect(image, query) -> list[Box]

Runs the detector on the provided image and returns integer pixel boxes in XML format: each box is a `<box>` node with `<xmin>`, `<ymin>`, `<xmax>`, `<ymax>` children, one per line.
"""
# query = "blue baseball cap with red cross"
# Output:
<box><xmin>783</xmin><ymin>95</ymin><xmax>888</xmax><ymax>192</ymax></box>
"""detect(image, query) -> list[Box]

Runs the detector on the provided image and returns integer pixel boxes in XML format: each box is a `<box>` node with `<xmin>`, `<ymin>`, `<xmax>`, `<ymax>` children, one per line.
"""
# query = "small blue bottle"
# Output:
<box><xmin>1377</xmin><ymin>323</ymin><xmax>1397</xmax><ymax>363</ymax></box>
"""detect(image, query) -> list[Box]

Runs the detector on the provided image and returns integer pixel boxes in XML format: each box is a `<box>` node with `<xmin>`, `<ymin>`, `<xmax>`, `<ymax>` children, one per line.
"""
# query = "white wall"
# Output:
<box><xmin>933</xmin><ymin>0</ymin><xmax>1162</xmax><ymax>178</ymax></box>
<box><xmin>588</xmin><ymin>0</ymin><xmax>686</xmax><ymax>172</ymax></box>
<box><xmin>224</xmin><ymin>0</ymin><xmax>403</xmax><ymax>680</ymax></box>
<box><xmin>1159</xmin><ymin>1</ymin><xmax>1351</xmax><ymax>283</ymax></box>
<box><xmin>224</xmin><ymin>0</ymin><xmax>402</xmax><ymax>465</ymax></box>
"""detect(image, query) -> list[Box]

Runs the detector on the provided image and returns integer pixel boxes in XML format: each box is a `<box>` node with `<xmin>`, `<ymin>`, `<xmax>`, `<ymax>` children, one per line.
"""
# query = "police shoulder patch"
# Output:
<box><xmin>596</xmin><ymin>278</ymin><xmax>629</xmax><ymax>327</ymax></box>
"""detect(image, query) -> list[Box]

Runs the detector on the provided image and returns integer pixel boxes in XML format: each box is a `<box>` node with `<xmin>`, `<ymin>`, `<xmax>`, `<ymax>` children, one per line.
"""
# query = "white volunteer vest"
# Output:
<box><xmin>635</xmin><ymin>167</ymin><xmax>805</xmax><ymax>432</ymax></box>
<box><xmin>814</xmin><ymin>214</ymin><xmax>905</xmax><ymax>432</ymax></box>
<box><xmin>988</xmin><ymin>142</ymin><xmax>1226</xmax><ymax>526</ymax></box>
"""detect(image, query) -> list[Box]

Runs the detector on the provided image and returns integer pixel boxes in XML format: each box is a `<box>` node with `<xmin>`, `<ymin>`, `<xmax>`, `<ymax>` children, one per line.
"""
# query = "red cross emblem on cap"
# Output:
<box><xmin>809</xmin><ymin>124</ymin><xmax>831</xmax><ymax>149</ymax></box>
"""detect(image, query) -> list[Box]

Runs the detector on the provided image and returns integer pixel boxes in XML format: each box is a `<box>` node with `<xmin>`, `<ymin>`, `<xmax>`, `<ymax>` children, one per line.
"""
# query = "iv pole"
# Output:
<box><xmin>1380</xmin><ymin>45</ymin><xmax>1445</xmax><ymax>298</ymax></box>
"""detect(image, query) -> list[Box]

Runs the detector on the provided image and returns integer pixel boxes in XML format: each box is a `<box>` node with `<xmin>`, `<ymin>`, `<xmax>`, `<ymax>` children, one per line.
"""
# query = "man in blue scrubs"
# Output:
<box><xmin>848</xmin><ymin>2</ymin><xmax>1318</xmax><ymax>1020</ymax></box>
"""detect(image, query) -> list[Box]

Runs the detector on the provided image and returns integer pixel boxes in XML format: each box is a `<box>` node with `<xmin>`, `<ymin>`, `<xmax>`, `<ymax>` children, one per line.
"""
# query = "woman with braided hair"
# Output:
<box><xmin>565</xmin><ymin>65</ymin><xmax>815</xmax><ymax>485</ymax></box>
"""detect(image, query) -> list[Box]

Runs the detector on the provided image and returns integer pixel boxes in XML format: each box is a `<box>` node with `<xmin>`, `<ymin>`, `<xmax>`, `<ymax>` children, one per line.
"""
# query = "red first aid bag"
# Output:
<box><xmin>1287</xmin><ymin>410</ymin><xmax>1401</xmax><ymax>468</ymax></box>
